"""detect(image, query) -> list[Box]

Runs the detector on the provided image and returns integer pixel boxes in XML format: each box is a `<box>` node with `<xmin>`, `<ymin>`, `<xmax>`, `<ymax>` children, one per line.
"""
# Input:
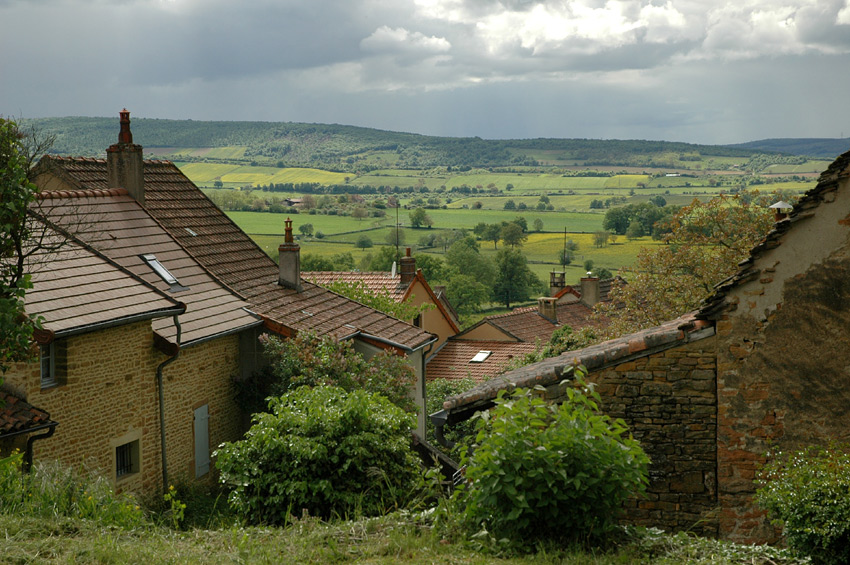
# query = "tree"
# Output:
<box><xmin>385</xmin><ymin>226</ymin><xmax>406</xmax><ymax>248</ymax></box>
<box><xmin>1</xmin><ymin>119</ymin><xmax>45</xmax><ymax>374</ymax></box>
<box><xmin>409</xmin><ymin>207</ymin><xmax>432</xmax><ymax>228</ymax></box>
<box><xmin>500</xmin><ymin>222</ymin><xmax>527</xmax><ymax>248</ymax></box>
<box><xmin>323</xmin><ymin>279</ymin><xmax>431</xmax><ymax>322</ymax></box>
<box><xmin>445</xmin><ymin>237</ymin><xmax>497</xmax><ymax>288</ymax></box>
<box><xmin>625</xmin><ymin>220</ymin><xmax>644</xmax><ymax>240</ymax></box>
<box><xmin>596</xmin><ymin>195</ymin><xmax>774</xmax><ymax>336</ymax></box>
<box><xmin>414</xmin><ymin>253</ymin><xmax>444</xmax><ymax>282</ymax></box>
<box><xmin>533</xmin><ymin>218</ymin><xmax>544</xmax><ymax>232</ymax></box>
<box><xmin>503</xmin><ymin>199</ymin><xmax>516</xmax><ymax>210</ymax></box>
<box><xmin>301</xmin><ymin>253</ymin><xmax>335</xmax><ymax>271</ymax></box>
<box><xmin>355</xmin><ymin>235</ymin><xmax>373</xmax><ymax>250</ymax></box>
<box><xmin>493</xmin><ymin>247</ymin><xmax>543</xmax><ymax>308</ymax></box>
<box><xmin>351</xmin><ymin>206</ymin><xmax>368</xmax><ymax>221</ymax></box>
<box><xmin>298</xmin><ymin>223</ymin><xmax>314</xmax><ymax>237</ymax></box>
<box><xmin>593</xmin><ymin>230</ymin><xmax>611</xmax><ymax>247</ymax></box>
<box><xmin>483</xmin><ymin>223</ymin><xmax>501</xmax><ymax>250</ymax></box>
<box><xmin>445</xmin><ymin>273</ymin><xmax>490</xmax><ymax>318</ymax></box>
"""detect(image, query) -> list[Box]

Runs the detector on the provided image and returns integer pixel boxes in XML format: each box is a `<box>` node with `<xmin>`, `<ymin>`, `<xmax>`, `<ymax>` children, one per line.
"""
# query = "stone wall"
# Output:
<box><xmin>538</xmin><ymin>338</ymin><xmax>719</xmax><ymax>536</ymax></box>
<box><xmin>3</xmin><ymin>321</ymin><xmax>244</xmax><ymax>495</ymax></box>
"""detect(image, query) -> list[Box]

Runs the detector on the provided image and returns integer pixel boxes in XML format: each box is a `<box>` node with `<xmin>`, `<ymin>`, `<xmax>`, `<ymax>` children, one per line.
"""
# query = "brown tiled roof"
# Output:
<box><xmin>34</xmin><ymin>188</ymin><xmax>260</xmax><ymax>345</ymax></box>
<box><xmin>699</xmin><ymin>150</ymin><xmax>850</xmax><ymax>319</ymax></box>
<box><xmin>22</xmin><ymin>217</ymin><xmax>185</xmax><ymax>336</ymax></box>
<box><xmin>303</xmin><ymin>271</ymin><xmax>408</xmax><ymax>301</ymax></box>
<box><xmin>426</xmin><ymin>340</ymin><xmax>538</xmax><ymax>382</ymax></box>
<box><xmin>458</xmin><ymin>301</ymin><xmax>601</xmax><ymax>343</ymax></box>
<box><xmin>441</xmin><ymin>313</ymin><xmax>714</xmax><ymax>417</ymax></box>
<box><xmin>36</xmin><ymin>156</ymin><xmax>435</xmax><ymax>351</ymax></box>
<box><xmin>0</xmin><ymin>390</ymin><xmax>53</xmax><ymax>436</ymax></box>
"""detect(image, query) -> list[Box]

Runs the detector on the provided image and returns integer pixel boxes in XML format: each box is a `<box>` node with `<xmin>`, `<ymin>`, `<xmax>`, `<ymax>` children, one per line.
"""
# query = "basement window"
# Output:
<box><xmin>470</xmin><ymin>350</ymin><xmax>492</xmax><ymax>363</ymax></box>
<box><xmin>140</xmin><ymin>254</ymin><xmax>188</xmax><ymax>292</ymax></box>
<box><xmin>115</xmin><ymin>439</ymin><xmax>140</xmax><ymax>479</ymax></box>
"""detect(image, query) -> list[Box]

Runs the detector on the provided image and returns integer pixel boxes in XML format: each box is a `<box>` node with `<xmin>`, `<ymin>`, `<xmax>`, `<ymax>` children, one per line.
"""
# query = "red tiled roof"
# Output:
<box><xmin>36</xmin><ymin>156</ymin><xmax>435</xmax><ymax>351</ymax></box>
<box><xmin>426</xmin><ymin>340</ymin><xmax>538</xmax><ymax>382</ymax></box>
<box><xmin>21</xmin><ymin>215</ymin><xmax>184</xmax><ymax>336</ymax></box>
<box><xmin>459</xmin><ymin>301</ymin><xmax>601</xmax><ymax>343</ymax></box>
<box><xmin>33</xmin><ymin>188</ymin><xmax>259</xmax><ymax>345</ymax></box>
<box><xmin>0</xmin><ymin>390</ymin><xmax>53</xmax><ymax>436</ymax></box>
<box><xmin>303</xmin><ymin>271</ymin><xmax>408</xmax><ymax>302</ymax></box>
<box><xmin>442</xmin><ymin>313</ymin><xmax>715</xmax><ymax>415</ymax></box>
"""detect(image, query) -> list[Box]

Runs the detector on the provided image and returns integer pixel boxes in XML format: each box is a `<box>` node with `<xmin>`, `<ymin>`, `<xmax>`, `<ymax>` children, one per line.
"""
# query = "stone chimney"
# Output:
<box><xmin>549</xmin><ymin>271</ymin><xmax>565</xmax><ymax>297</ymax></box>
<box><xmin>400</xmin><ymin>247</ymin><xmax>416</xmax><ymax>285</ymax></box>
<box><xmin>278</xmin><ymin>218</ymin><xmax>302</xmax><ymax>291</ymax></box>
<box><xmin>580</xmin><ymin>277</ymin><xmax>600</xmax><ymax>307</ymax></box>
<box><xmin>107</xmin><ymin>109</ymin><xmax>145</xmax><ymax>204</ymax></box>
<box><xmin>538</xmin><ymin>297</ymin><xmax>558</xmax><ymax>322</ymax></box>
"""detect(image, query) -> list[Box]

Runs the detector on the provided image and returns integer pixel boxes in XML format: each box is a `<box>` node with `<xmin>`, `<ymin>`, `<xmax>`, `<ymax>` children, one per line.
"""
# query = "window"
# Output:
<box><xmin>40</xmin><ymin>340</ymin><xmax>66</xmax><ymax>388</ymax></box>
<box><xmin>115</xmin><ymin>440</ymin><xmax>140</xmax><ymax>479</ymax></box>
<box><xmin>140</xmin><ymin>254</ymin><xmax>188</xmax><ymax>292</ymax></box>
<box><xmin>470</xmin><ymin>350</ymin><xmax>492</xmax><ymax>363</ymax></box>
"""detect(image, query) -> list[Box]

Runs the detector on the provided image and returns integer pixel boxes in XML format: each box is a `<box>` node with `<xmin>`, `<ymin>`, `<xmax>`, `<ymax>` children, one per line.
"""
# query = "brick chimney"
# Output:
<box><xmin>278</xmin><ymin>218</ymin><xmax>302</xmax><ymax>291</ymax></box>
<box><xmin>580</xmin><ymin>277</ymin><xmax>600</xmax><ymax>307</ymax></box>
<box><xmin>538</xmin><ymin>296</ymin><xmax>558</xmax><ymax>322</ymax></box>
<box><xmin>549</xmin><ymin>271</ymin><xmax>565</xmax><ymax>297</ymax></box>
<box><xmin>107</xmin><ymin>109</ymin><xmax>145</xmax><ymax>204</ymax></box>
<box><xmin>400</xmin><ymin>247</ymin><xmax>416</xmax><ymax>285</ymax></box>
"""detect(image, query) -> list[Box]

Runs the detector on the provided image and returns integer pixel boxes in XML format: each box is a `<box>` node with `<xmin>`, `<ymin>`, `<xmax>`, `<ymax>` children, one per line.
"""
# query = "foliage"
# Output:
<box><xmin>425</xmin><ymin>378</ymin><xmax>479</xmax><ymax>459</ymax></box>
<box><xmin>412</xmin><ymin>252</ymin><xmax>444</xmax><ymax>281</ymax></box>
<box><xmin>500</xmin><ymin>222</ymin><xmax>527</xmax><ymax>248</ymax></box>
<box><xmin>455</xmin><ymin>375</ymin><xmax>650</xmax><ymax>547</ymax></box>
<box><xmin>323</xmin><ymin>279</ymin><xmax>432</xmax><ymax>322</ymax></box>
<box><xmin>0</xmin><ymin>118</ymin><xmax>43</xmax><ymax>374</ymax></box>
<box><xmin>596</xmin><ymin>195</ymin><xmax>774</xmax><ymax>336</ymax></box>
<box><xmin>503</xmin><ymin>325</ymin><xmax>602</xmax><ymax>371</ymax></box>
<box><xmin>445</xmin><ymin>273</ymin><xmax>491</xmax><ymax>319</ymax></box>
<box><xmin>240</xmin><ymin>332</ymin><xmax>417</xmax><ymax>414</ymax></box>
<box><xmin>492</xmin><ymin>247</ymin><xmax>544</xmax><ymax>308</ymax></box>
<box><xmin>756</xmin><ymin>443</ymin><xmax>850</xmax><ymax>565</ymax></box>
<box><xmin>0</xmin><ymin>451</ymin><xmax>147</xmax><ymax>529</ymax></box>
<box><xmin>354</xmin><ymin>234</ymin><xmax>373</xmax><ymax>249</ymax></box>
<box><xmin>216</xmin><ymin>385</ymin><xmax>420</xmax><ymax>524</ymax></box>
<box><xmin>409</xmin><ymin>207</ymin><xmax>433</xmax><ymax>228</ymax></box>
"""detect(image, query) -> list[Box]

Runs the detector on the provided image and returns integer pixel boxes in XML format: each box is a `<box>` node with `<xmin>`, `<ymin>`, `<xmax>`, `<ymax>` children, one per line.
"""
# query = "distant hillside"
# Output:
<box><xmin>727</xmin><ymin>138</ymin><xmax>850</xmax><ymax>160</ymax></box>
<box><xmin>24</xmin><ymin>116</ymin><xmax>786</xmax><ymax>172</ymax></box>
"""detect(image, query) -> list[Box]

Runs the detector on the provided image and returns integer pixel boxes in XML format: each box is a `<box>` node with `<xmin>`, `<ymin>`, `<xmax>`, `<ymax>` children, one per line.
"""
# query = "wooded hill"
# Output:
<box><xmin>24</xmin><ymin>116</ymin><xmax>845</xmax><ymax>172</ymax></box>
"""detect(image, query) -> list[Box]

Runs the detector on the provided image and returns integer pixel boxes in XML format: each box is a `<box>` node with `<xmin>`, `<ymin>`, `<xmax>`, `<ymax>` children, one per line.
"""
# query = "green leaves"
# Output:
<box><xmin>455</xmin><ymin>371</ymin><xmax>650</xmax><ymax>548</ymax></box>
<box><xmin>756</xmin><ymin>443</ymin><xmax>850</xmax><ymax>565</ymax></box>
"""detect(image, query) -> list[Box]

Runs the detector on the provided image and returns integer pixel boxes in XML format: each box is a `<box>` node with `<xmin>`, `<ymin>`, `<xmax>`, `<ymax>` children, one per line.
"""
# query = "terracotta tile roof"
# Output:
<box><xmin>699</xmin><ymin>150</ymin><xmax>850</xmax><ymax>319</ymax></box>
<box><xmin>21</xmin><ymin>217</ymin><xmax>185</xmax><ymax>336</ymax></box>
<box><xmin>426</xmin><ymin>340</ymin><xmax>538</xmax><ymax>382</ymax></box>
<box><xmin>441</xmin><ymin>313</ymin><xmax>715</xmax><ymax>417</ymax></box>
<box><xmin>303</xmin><ymin>271</ymin><xmax>408</xmax><ymax>301</ymax></box>
<box><xmin>0</xmin><ymin>390</ymin><xmax>53</xmax><ymax>436</ymax></box>
<box><xmin>36</xmin><ymin>156</ymin><xmax>435</xmax><ymax>352</ymax></box>
<box><xmin>458</xmin><ymin>301</ymin><xmax>602</xmax><ymax>343</ymax></box>
<box><xmin>34</xmin><ymin>188</ymin><xmax>260</xmax><ymax>346</ymax></box>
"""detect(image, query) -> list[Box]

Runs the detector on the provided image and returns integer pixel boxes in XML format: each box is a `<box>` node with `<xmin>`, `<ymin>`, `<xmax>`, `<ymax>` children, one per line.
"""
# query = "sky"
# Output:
<box><xmin>2</xmin><ymin>0</ymin><xmax>850</xmax><ymax>145</ymax></box>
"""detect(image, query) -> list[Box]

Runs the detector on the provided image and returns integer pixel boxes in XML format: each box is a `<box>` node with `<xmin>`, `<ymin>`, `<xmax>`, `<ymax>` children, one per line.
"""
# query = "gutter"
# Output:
<box><xmin>356</xmin><ymin>331</ymin><xmax>438</xmax><ymax>354</ymax></box>
<box><xmin>52</xmin><ymin>305</ymin><xmax>187</xmax><ymax>340</ymax></box>
<box><xmin>24</xmin><ymin>421</ymin><xmax>58</xmax><ymax>472</ymax></box>
<box><xmin>156</xmin><ymin>314</ymin><xmax>182</xmax><ymax>494</ymax></box>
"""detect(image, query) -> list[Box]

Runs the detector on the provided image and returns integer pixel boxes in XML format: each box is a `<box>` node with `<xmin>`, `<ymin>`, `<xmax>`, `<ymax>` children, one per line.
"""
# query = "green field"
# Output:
<box><xmin>177</xmin><ymin>162</ymin><xmax>349</xmax><ymax>187</ymax></box>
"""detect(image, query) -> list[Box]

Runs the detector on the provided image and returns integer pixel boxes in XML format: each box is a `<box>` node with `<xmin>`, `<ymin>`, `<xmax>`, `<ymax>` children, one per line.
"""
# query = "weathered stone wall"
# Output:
<box><xmin>3</xmin><ymin>321</ymin><xmax>243</xmax><ymax>495</ymax></box>
<box><xmin>538</xmin><ymin>338</ymin><xmax>718</xmax><ymax>536</ymax></box>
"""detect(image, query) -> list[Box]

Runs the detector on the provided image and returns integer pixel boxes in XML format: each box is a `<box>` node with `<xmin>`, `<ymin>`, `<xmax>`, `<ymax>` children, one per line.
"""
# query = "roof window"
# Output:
<box><xmin>141</xmin><ymin>254</ymin><xmax>187</xmax><ymax>292</ymax></box>
<box><xmin>185</xmin><ymin>227</ymin><xmax>198</xmax><ymax>237</ymax></box>
<box><xmin>470</xmin><ymin>350</ymin><xmax>492</xmax><ymax>363</ymax></box>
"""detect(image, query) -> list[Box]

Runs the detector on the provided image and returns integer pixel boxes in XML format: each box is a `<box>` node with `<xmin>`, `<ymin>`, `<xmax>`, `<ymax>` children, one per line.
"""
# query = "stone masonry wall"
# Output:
<box><xmin>3</xmin><ymin>321</ymin><xmax>243</xmax><ymax>496</ymax></box>
<box><xmin>540</xmin><ymin>338</ymin><xmax>718</xmax><ymax>536</ymax></box>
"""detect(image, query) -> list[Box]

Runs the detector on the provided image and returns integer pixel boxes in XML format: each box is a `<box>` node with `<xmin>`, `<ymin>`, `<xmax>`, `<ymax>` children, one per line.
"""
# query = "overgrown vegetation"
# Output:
<box><xmin>453</xmin><ymin>376</ymin><xmax>650</xmax><ymax>549</ymax></box>
<box><xmin>757</xmin><ymin>443</ymin><xmax>850</xmax><ymax>565</ymax></box>
<box><xmin>216</xmin><ymin>385</ymin><xmax>421</xmax><ymax>524</ymax></box>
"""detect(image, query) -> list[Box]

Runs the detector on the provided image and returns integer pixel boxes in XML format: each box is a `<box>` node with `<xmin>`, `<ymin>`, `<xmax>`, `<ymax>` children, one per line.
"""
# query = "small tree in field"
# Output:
<box><xmin>355</xmin><ymin>234</ymin><xmax>373</xmax><ymax>250</ymax></box>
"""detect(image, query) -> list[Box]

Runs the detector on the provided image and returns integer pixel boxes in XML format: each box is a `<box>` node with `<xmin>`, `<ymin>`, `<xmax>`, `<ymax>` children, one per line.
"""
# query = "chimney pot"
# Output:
<box><xmin>400</xmin><ymin>247</ymin><xmax>416</xmax><ymax>285</ymax></box>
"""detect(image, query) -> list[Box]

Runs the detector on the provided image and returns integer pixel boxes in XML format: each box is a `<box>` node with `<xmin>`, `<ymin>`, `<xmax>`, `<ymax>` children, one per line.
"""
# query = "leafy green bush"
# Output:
<box><xmin>456</xmin><ymin>376</ymin><xmax>649</xmax><ymax>547</ymax></box>
<box><xmin>216</xmin><ymin>385</ymin><xmax>421</xmax><ymax>524</ymax></box>
<box><xmin>426</xmin><ymin>377</ymin><xmax>478</xmax><ymax>459</ymax></box>
<box><xmin>756</xmin><ymin>443</ymin><xmax>850</xmax><ymax>565</ymax></box>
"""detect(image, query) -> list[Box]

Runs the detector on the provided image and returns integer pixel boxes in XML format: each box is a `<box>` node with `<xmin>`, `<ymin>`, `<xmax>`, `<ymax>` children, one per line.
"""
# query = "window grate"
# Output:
<box><xmin>116</xmin><ymin>443</ymin><xmax>133</xmax><ymax>478</ymax></box>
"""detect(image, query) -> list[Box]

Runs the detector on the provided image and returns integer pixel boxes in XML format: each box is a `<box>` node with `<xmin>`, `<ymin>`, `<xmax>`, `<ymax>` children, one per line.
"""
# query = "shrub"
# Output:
<box><xmin>456</xmin><ymin>375</ymin><xmax>649</xmax><ymax>547</ymax></box>
<box><xmin>216</xmin><ymin>385</ymin><xmax>420</xmax><ymax>524</ymax></box>
<box><xmin>756</xmin><ymin>443</ymin><xmax>850</xmax><ymax>565</ymax></box>
<box><xmin>426</xmin><ymin>378</ymin><xmax>478</xmax><ymax>459</ymax></box>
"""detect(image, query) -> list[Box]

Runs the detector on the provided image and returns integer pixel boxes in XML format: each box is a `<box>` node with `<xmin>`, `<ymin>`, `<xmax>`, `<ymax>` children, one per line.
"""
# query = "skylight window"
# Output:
<box><xmin>470</xmin><ymin>350</ymin><xmax>492</xmax><ymax>363</ymax></box>
<box><xmin>141</xmin><ymin>254</ymin><xmax>182</xmax><ymax>288</ymax></box>
<box><xmin>185</xmin><ymin>227</ymin><xmax>198</xmax><ymax>237</ymax></box>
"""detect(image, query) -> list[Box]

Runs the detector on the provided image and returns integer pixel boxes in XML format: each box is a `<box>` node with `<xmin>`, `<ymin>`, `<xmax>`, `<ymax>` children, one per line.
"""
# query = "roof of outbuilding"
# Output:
<box><xmin>303</xmin><ymin>271</ymin><xmax>408</xmax><ymax>301</ymax></box>
<box><xmin>0</xmin><ymin>390</ymin><xmax>54</xmax><ymax>437</ymax></box>
<box><xmin>35</xmin><ymin>156</ymin><xmax>435</xmax><ymax>351</ymax></box>
<box><xmin>426</xmin><ymin>339</ymin><xmax>538</xmax><ymax>382</ymax></box>
<box><xmin>441</xmin><ymin>313</ymin><xmax>714</xmax><ymax>418</ymax></box>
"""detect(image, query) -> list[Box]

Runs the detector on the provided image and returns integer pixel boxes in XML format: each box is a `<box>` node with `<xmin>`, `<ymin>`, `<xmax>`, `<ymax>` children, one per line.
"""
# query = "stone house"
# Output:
<box><xmin>433</xmin><ymin>149</ymin><xmax>850</xmax><ymax>544</ymax></box>
<box><xmin>1</xmin><ymin>111</ymin><xmax>436</xmax><ymax>494</ymax></box>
